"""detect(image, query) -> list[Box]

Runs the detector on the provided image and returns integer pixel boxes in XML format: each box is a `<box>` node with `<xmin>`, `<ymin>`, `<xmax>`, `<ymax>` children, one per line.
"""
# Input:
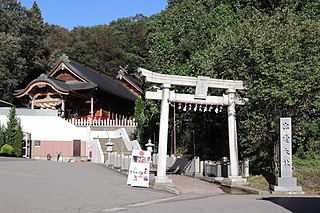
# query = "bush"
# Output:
<box><xmin>0</xmin><ymin>144</ymin><xmax>14</xmax><ymax>156</ymax></box>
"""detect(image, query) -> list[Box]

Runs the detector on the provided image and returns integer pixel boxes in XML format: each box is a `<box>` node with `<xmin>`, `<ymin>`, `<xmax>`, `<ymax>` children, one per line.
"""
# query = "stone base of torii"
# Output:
<box><xmin>138</xmin><ymin>68</ymin><xmax>248</xmax><ymax>187</ymax></box>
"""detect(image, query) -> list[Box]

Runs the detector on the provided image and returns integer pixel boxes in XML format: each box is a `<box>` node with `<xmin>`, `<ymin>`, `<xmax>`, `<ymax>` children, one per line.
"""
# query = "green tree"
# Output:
<box><xmin>0</xmin><ymin>0</ymin><xmax>49</xmax><ymax>103</ymax></box>
<box><xmin>145</xmin><ymin>1</ymin><xmax>239</xmax><ymax>157</ymax></box>
<box><xmin>0</xmin><ymin>33</ymin><xmax>25</xmax><ymax>103</ymax></box>
<box><xmin>0</xmin><ymin>123</ymin><xmax>5</xmax><ymax>148</ymax></box>
<box><xmin>12</xmin><ymin>123</ymin><xmax>23</xmax><ymax>157</ymax></box>
<box><xmin>143</xmin><ymin>0</ymin><xmax>320</xmax><ymax>172</ymax></box>
<box><xmin>19</xmin><ymin>2</ymin><xmax>49</xmax><ymax>81</ymax></box>
<box><xmin>110</xmin><ymin>14</ymin><xmax>149</xmax><ymax>73</ymax></box>
<box><xmin>198</xmin><ymin>8</ymin><xmax>320</xmax><ymax>171</ymax></box>
<box><xmin>5</xmin><ymin>107</ymin><xmax>21</xmax><ymax>156</ymax></box>
<box><xmin>65</xmin><ymin>14</ymin><xmax>149</xmax><ymax>76</ymax></box>
<box><xmin>67</xmin><ymin>25</ymin><xmax>125</xmax><ymax>75</ymax></box>
<box><xmin>134</xmin><ymin>96</ymin><xmax>160</xmax><ymax>145</ymax></box>
<box><xmin>44</xmin><ymin>25</ymin><xmax>73</xmax><ymax>69</ymax></box>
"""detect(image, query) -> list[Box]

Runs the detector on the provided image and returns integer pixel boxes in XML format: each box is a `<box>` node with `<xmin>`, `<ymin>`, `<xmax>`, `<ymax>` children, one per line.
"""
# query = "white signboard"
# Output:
<box><xmin>280</xmin><ymin>117</ymin><xmax>292</xmax><ymax>177</ymax></box>
<box><xmin>127</xmin><ymin>150</ymin><xmax>151</xmax><ymax>188</ymax></box>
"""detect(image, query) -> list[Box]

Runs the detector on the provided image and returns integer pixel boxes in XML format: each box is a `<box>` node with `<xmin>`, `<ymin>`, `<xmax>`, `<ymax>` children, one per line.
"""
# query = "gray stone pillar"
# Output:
<box><xmin>155</xmin><ymin>83</ymin><xmax>172</xmax><ymax>183</ymax></box>
<box><xmin>226</xmin><ymin>88</ymin><xmax>239</xmax><ymax>177</ymax></box>
<box><xmin>224</xmin><ymin>89</ymin><xmax>247</xmax><ymax>186</ymax></box>
<box><xmin>272</xmin><ymin>118</ymin><xmax>303</xmax><ymax>193</ymax></box>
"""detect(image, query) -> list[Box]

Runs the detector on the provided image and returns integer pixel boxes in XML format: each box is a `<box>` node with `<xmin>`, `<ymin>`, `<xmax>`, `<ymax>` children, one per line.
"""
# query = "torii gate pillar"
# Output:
<box><xmin>155</xmin><ymin>83</ymin><xmax>172</xmax><ymax>183</ymax></box>
<box><xmin>224</xmin><ymin>88</ymin><xmax>247</xmax><ymax>185</ymax></box>
<box><xmin>226</xmin><ymin>88</ymin><xmax>239</xmax><ymax>177</ymax></box>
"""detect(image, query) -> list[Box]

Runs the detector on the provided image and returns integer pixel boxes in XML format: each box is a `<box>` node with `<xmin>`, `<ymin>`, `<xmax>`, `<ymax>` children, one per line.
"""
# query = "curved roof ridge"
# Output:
<box><xmin>15</xmin><ymin>75</ymin><xmax>70</xmax><ymax>98</ymax></box>
<box><xmin>63</xmin><ymin>56</ymin><xmax>138</xmax><ymax>101</ymax></box>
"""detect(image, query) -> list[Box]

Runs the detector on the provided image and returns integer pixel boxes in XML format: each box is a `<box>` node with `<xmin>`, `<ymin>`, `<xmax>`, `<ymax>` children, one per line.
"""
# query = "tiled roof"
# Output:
<box><xmin>59</xmin><ymin>56</ymin><xmax>138</xmax><ymax>101</ymax></box>
<box><xmin>14</xmin><ymin>74</ymin><xmax>97</xmax><ymax>97</ymax></box>
<box><xmin>116</xmin><ymin>69</ymin><xmax>143</xmax><ymax>93</ymax></box>
<box><xmin>16</xmin><ymin>55</ymin><xmax>141</xmax><ymax>101</ymax></box>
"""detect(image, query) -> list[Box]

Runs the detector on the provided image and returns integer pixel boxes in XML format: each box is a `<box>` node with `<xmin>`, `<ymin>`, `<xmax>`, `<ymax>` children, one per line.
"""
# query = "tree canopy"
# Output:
<box><xmin>0</xmin><ymin>0</ymin><xmax>48</xmax><ymax>103</ymax></box>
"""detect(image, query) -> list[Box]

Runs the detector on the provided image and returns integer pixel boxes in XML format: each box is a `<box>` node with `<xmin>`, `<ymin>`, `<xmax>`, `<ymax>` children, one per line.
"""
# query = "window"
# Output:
<box><xmin>34</xmin><ymin>140</ymin><xmax>41</xmax><ymax>147</ymax></box>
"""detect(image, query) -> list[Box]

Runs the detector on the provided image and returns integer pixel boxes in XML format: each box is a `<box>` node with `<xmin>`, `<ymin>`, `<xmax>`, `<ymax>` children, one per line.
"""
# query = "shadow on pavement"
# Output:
<box><xmin>261</xmin><ymin>197</ymin><xmax>320</xmax><ymax>213</ymax></box>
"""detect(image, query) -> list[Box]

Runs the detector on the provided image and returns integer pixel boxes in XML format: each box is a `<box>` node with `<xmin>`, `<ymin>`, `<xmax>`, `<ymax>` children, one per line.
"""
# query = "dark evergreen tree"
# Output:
<box><xmin>0</xmin><ymin>123</ymin><xmax>5</xmax><ymax>148</ymax></box>
<box><xmin>0</xmin><ymin>0</ymin><xmax>26</xmax><ymax>102</ymax></box>
<box><xmin>44</xmin><ymin>24</ymin><xmax>72</xmax><ymax>69</ymax></box>
<box><xmin>5</xmin><ymin>107</ymin><xmax>19</xmax><ymax>147</ymax></box>
<box><xmin>0</xmin><ymin>0</ymin><xmax>49</xmax><ymax>103</ymax></box>
<box><xmin>17</xmin><ymin>1</ymin><xmax>50</xmax><ymax>94</ymax></box>
<box><xmin>12</xmin><ymin>123</ymin><xmax>23</xmax><ymax>157</ymax></box>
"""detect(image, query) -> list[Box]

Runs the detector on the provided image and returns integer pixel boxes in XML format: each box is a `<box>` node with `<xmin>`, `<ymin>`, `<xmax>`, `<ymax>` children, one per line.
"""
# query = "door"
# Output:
<box><xmin>73</xmin><ymin>140</ymin><xmax>81</xmax><ymax>157</ymax></box>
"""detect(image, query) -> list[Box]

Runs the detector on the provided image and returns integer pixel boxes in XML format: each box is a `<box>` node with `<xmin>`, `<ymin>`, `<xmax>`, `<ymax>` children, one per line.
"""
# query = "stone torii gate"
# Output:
<box><xmin>139</xmin><ymin>68</ymin><xmax>247</xmax><ymax>185</ymax></box>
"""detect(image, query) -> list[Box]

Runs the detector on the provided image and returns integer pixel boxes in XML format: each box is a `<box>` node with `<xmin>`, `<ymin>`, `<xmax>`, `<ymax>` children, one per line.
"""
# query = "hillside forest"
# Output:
<box><xmin>1</xmin><ymin>0</ymin><xmax>320</xmax><ymax>174</ymax></box>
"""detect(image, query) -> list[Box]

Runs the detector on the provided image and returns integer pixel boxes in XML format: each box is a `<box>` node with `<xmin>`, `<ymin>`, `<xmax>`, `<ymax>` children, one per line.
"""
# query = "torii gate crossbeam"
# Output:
<box><xmin>138</xmin><ymin>67</ymin><xmax>247</xmax><ymax>185</ymax></box>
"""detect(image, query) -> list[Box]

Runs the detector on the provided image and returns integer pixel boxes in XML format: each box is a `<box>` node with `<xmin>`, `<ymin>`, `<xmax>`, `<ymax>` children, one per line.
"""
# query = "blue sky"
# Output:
<box><xmin>19</xmin><ymin>0</ymin><xmax>168</xmax><ymax>30</ymax></box>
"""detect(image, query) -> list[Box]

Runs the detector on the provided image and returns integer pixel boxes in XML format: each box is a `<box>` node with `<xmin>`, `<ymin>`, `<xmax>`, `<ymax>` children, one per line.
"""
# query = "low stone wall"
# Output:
<box><xmin>106</xmin><ymin>152</ymin><xmax>249</xmax><ymax>178</ymax></box>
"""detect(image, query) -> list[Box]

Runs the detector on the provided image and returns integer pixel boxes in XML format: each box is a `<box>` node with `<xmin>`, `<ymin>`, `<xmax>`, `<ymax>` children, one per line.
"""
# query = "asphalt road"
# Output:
<box><xmin>0</xmin><ymin>157</ymin><xmax>319</xmax><ymax>213</ymax></box>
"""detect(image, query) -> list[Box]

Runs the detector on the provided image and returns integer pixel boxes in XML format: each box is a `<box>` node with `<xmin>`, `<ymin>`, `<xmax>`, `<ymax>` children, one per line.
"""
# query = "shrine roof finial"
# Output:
<box><xmin>38</xmin><ymin>73</ymin><xmax>48</xmax><ymax>79</ymax></box>
<box><xmin>60</xmin><ymin>53</ymin><xmax>70</xmax><ymax>63</ymax></box>
<box><xmin>119</xmin><ymin>65</ymin><xmax>129</xmax><ymax>74</ymax></box>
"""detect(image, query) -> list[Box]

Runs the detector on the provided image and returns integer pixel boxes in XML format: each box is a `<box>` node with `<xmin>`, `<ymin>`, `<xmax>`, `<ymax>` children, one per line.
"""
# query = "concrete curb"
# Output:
<box><xmin>164</xmin><ymin>186</ymin><xmax>181</xmax><ymax>195</ymax></box>
<box><xmin>231</xmin><ymin>185</ymin><xmax>270</xmax><ymax>195</ymax></box>
<box><xmin>103</xmin><ymin>164</ymin><xmax>269</xmax><ymax>196</ymax></box>
<box><xmin>199</xmin><ymin>176</ymin><xmax>270</xmax><ymax>195</ymax></box>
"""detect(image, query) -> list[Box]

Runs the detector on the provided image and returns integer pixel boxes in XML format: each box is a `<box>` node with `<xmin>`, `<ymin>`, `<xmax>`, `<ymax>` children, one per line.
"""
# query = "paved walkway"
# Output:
<box><xmin>2</xmin><ymin>158</ymin><xmax>319</xmax><ymax>213</ymax></box>
<box><xmin>0</xmin><ymin>157</ymin><xmax>172</xmax><ymax>213</ymax></box>
<box><xmin>149</xmin><ymin>166</ymin><xmax>226</xmax><ymax>195</ymax></box>
<box><xmin>150</xmin><ymin>173</ymin><xmax>261</xmax><ymax>195</ymax></box>
<box><xmin>165</xmin><ymin>174</ymin><xmax>225</xmax><ymax>195</ymax></box>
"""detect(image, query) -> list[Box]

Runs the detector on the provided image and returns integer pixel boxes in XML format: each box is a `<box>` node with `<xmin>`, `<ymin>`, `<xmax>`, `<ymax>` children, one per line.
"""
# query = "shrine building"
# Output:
<box><xmin>5</xmin><ymin>55</ymin><xmax>142</xmax><ymax>161</ymax></box>
<box><xmin>15</xmin><ymin>54</ymin><xmax>142</xmax><ymax>127</ymax></box>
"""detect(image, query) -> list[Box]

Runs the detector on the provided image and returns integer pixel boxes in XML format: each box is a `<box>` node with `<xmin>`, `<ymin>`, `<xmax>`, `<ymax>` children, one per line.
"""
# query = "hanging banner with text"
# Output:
<box><xmin>127</xmin><ymin>150</ymin><xmax>151</xmax><ymax>188</ymax></box>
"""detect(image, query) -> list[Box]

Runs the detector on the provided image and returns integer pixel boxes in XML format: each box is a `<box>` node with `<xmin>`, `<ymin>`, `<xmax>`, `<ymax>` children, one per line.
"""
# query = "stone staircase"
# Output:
<box><xmin>98</xmin><ymin>137</ymin><xmax>131</xmax><ymax>161</ymax></box>
<box><xmin>91</xmin><ymin>126</ymin><xmax>135</xmax><ymax>136</ymax></box>
<box><xmin>92</xmin><ymin>126</ymin><xmax>136</xmax><ymax>162</ymax></box>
